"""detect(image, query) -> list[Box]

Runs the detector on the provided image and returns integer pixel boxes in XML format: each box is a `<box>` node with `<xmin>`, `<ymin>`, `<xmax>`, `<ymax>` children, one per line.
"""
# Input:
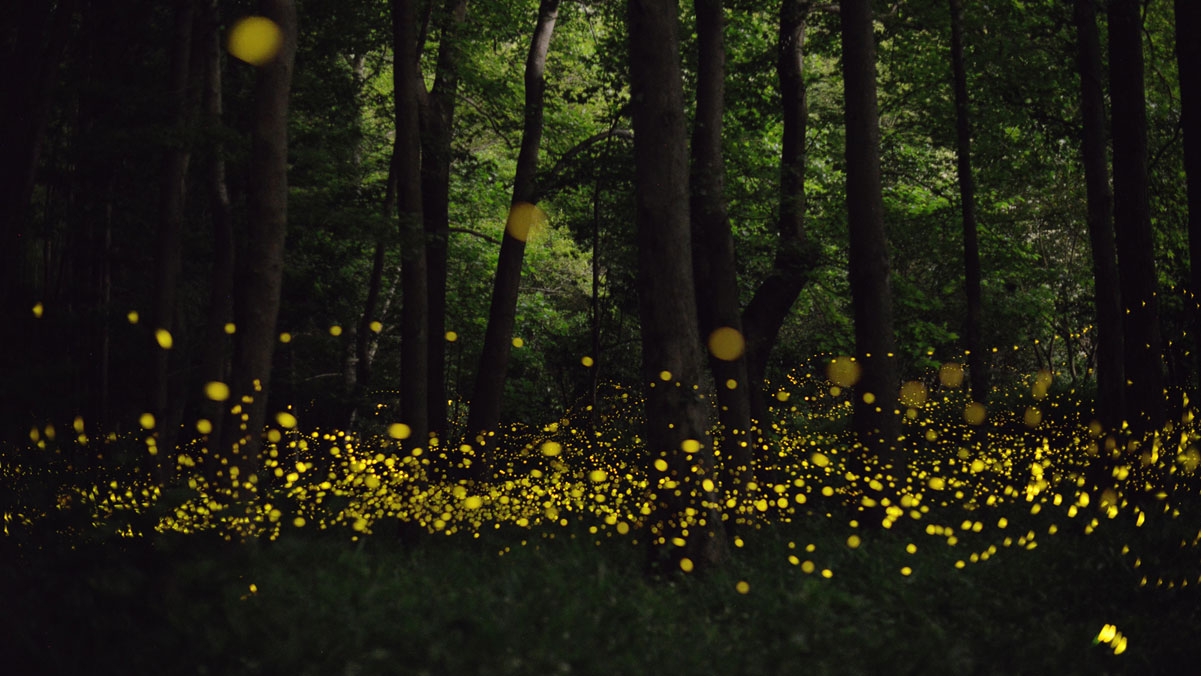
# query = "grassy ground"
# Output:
<box><xmin>3</xmin><ymin>503</ymin><xmax>1198</xmax><ymax>675</ymax></box>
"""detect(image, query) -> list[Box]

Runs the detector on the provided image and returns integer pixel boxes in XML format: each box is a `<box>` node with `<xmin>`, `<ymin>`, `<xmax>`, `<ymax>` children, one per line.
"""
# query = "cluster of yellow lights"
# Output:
<box><xmin>7</xmin><ymin>333</ymin><xmax>1201</xmax><ymax>662</ymax></box>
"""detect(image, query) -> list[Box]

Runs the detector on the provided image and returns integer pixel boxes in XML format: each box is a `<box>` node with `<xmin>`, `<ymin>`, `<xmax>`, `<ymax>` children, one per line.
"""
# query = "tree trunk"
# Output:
<box><xmin>689</xmin><ymin>0</ymin><xmax>756</xmax><ymax>507</ymax></box>
<box><xmin>152</xmin><ymin>0</ymin><xmax>197</xmax><ymax>469</ymax></box>
<box><xmin>628</xmin><ymin>0</ymin><xmax>725</xmax><ymax>574</ymax></box>
<box><xmin>394</xmin><ymin>0</ymin><xmax>430</xmax><ymax>453</ymax></box>
<box><xmin>0</xmin><ymin>0</ymin><xmax>75</xmax><ymax>447</ymax></box>
<box><xmin>741</xmin><ymin>0</ymin><xmax>815</xmax><ymax>434</ymax></box>
<box><xmin>421</xmin><ymin>0</ymin><xmax>470</xmax><ymax>442</ymax></box>
<box><xmin>219</xmin><ymin>0</ymin><xmax>297</xmax><ymax>471</ymax></box>
<box><xmin>198</xmin><ymin>0</ymin><xmax>236</xmax><ymax>449</ymax></box>
<box><xmin>1073</xmin><ymin>0</ymin><xmax>1123</xmax><ymax>430</ymax></box>
<box><xmin>948</xmin><ymin>0</ymin><xmax>987</xmax><ymax>407</ymax></box>
<box><xmin>0</xmin><ymin>0</ymin><xmax>75</xmax><ymax>306</ymax></box>
<box><xmin>1177</xmin><ymin>0</ymin><xmax>1201</xmax><ymax>396</ymax></box>
<box><xmin>467</xmin><ymin>0</ymin><xmax>560</xmax><ymax>472</ymax></box>
<box><xmin>840</xmin><ymin>0</ymin><xmax>902</xmax><ymax>459</ymax></box>
<box><xmin>1108</xmin><ymin>0</ymin><xmax>1165</xmax><ymax>435</ymax></box>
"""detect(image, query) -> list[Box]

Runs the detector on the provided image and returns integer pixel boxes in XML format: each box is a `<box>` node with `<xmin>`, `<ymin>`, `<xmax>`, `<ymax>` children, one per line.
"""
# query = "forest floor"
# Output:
<box><xmin>4</xmin><ymin>382</ymin><xmax>1201</xmax><ymax>674</ymax></box>
<box><xmin>3</xmin><ymin>480</ymin><xmax>1200</xmax><ymax>675</ymax></box>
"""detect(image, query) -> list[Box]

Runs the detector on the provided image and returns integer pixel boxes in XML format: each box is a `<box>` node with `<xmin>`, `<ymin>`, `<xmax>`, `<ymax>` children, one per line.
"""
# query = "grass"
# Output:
<box><xmin>3</xmin><ymin>498</ymin><xmax>1198</xmax><ymax>675</ymax></box>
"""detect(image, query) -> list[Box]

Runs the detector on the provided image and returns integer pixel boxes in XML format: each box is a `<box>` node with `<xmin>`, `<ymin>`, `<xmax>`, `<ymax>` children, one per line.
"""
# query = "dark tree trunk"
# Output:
<box><xmin>152</xmin><ymin>0</ymin><xmax>197</xmax><ymax>468</ymax></box>
<box><xmin>1107</xmin><ymin>0</ymin><xmax>1165</xmax><ymax>435</ymax></box>
<box><xmin>628</xmin><ymin>0</ymin><xmax>726</xmax><ymax>574</ymax></box>
<box><xmin>198</xmin><ymin>0</ymin><xmax>236</xmax><ymax>449</ymax></box>
<box><xmin>840</xmin><ymin>0</ymin><xmax>902</xmax><ymax>458</ymax></box>
<box><xmin>421</xmin><ymin>0</ymin><xmax>469</xmax><ymax>442</ymax></box>
<box><xmin>1177</xmin><ymin>0</ymin><xmax>1201</xmax><ymax>396</ymax></box>
<box><xmin>352</xmin><ymin>152</ymin><xmax>397</xmax><ymax>427</ymax></box>
<box><xmin>394</xmin><ymin>0</ymin><xmax>430</xmax><ymax>452</ymax></box>
<box><xmin>467</xmin><ymin>0</ymin><xmax>560</xmax><ymax>471</ymax></box>
<box><xmin>1074</xmin><ymin>0</ymin><xmax>1124</xmax><ymax>430</ymax></box>
<box><xmin>0</xmin><ymin>0</ymin><xmax>75</xmax><ymax>303</ymax></box>
<box><xmin>0</xmin><ymin>0</ymin><xmax>75</xmax><ymax>447</ymax></box>
<box><xmin>219</xmin><ymin>0</ymin><xmax>297</xmax><ymax>470</ymax></box>
<box><xmin>949</xmin><ymin>0</ymin><xmax>987</xmax><ymax>406</ymax></box>
<box><xmin>690</xmin><ymin>0</ymin><xmax>755</xmax><ymax>505</ymax></box>
<box><xmin>741</xmin><ymin>0</ymin><xmax>815</xmax><ymax>434</ymax></box>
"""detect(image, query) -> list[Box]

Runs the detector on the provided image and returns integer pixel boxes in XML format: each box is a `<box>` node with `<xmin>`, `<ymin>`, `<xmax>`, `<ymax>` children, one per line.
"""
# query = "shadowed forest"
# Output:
<box><xmin>3</xmin><ymin>0</ymin><xmax>1201</xmax><ymax>673</ymax></box>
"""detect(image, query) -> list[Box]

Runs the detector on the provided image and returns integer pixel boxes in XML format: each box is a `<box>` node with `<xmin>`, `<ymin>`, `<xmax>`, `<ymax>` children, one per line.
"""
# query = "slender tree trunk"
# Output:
<box><xmin>1177</xmin><ymin>0</ymin><xmax>1201</xmax><ymax>396</ymax></box>
<box><xmin>1108</xmin><ymin>0</ymin><xmax>1165</xmax><ymax>435</ymax></box>
<box><xmin>421</xmin><ymin>0</ymin><xmax>470</xmax><ymax>442</ymax></box>
<box><xmin>467</xmin><ymin>0</ymin><xmax>560</xmax><ymax>471</ymax></box>
<box><xmin>394</xmin><ymin>0</ymin><xmax>429</xmax><ymax>452</ymax></box>
<box><xmin>152</xmin><ymin>0</ymin><xmax>197</xmax><ymax>468</ymax></box>
<box><xmin>589</xmin><ymin>171</ymin><xmax>603</xmax><ymax>432</ymax></box>
<box><xmin>949</xmin><ymin>0</ymin><xmax>987</xmax><ymax>407</ymax></box>
<box><xmin>741</xmin><ymin>0</ymin><xmax>815</xmax><ymax>433</ymax></box>
<box><xmin>353</xmin><ymin>154</ymin><xmax>397</xmax><ymax>427</ymax></box>
<box><xmin>628</xmin><ymin>0</ymin><xmax>726</xmax><ymax>574</ymax></box>
<box><xmin>198</xmin><ymin>0</ymin><xmax>236</xmax><ymax>449</ymax></box>
<box><xmin>690</xmin><ymin>0</ymin><xmax>755</xmax><ymax>507</ymax></box>
<box><xmin>219</xmin><ymin>0</ymin><xmax>297</xmax><ymax>471</ymax></box>
<box><xmin>840</xmin><ymin>0</ymin><xmax>902</xmax><ymax>459</ymax></box>
<box><xmin>1074</xmin><ymin>0</ymin><xmax>1123</xmax><ymax>430</ymax></box>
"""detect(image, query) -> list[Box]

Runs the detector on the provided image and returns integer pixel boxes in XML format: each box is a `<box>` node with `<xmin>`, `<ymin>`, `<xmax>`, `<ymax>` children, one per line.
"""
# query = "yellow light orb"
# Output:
<box><xmin>204</xmin><ymin>381</ymin><xmax>231</xmax><ymax>402</ymax></box>
<box><xmin>445</xmin><ymin>331</ymin><xmax>458</xmax><ymax>342</ymax></box>
<box><xmin>505</xmin><ymin>202</ymin><xmax>547</xmax><ymax>242</ymax></box>
<box><xmin>369</xmin><ymin>321</ymin><xmax>383</xmax><ymax>333</ymax></box>
<box><xmin>964</xmin><ymin>402</ymin><xmax>987</xmax><ymax>425</ymax></box>
<box><xmin>707</xmin><ymin>326</ymin><xmax>745</xmax><ymax>361</ymax></box>
<box><xmin>939</xmin><ymin>362</ymin><xmax>964</xmax><ymax>388</ymax></box>
<box><xmin>827</xmin><ymin>356</ymin><xmax>861</xmax><ymax>387</ymax></box>
<box><xmin>581</xmin><ymin>355</ymin><xmax>594</xmax><ymax>367</ymax></box>
<box><xmin>899</xmin><ymin>381</ymin><xmax>928</xmax><ymax>407</ymax></box>
<box><xmin>387</xmin><ymin>423</ymin><xmax>412</xmax><ymax>440</ymax></box>
<box><xmin>275</xmin><ymin>411</ymin><xmax>297</xmax><ymax>429</ymax></box>
<box><xmin>228</xmin><ymin>16</ymin><xmax>284</xmax><ymax>67</ymax></box>
<box><xmin>155</xmin><ymin>328</ymin><xmax>174</xmax><ymax>349</ymax></box>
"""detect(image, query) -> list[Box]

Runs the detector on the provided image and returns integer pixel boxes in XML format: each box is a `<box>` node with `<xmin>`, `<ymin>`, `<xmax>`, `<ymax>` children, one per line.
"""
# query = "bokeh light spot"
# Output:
<box><xmin>707</xmin><ymin>327</ymin><xmax>745</xmax><ymax>361</ymax></box>
<box><xmin>228</xmin><ymin>16</ymin><xmax>284</xmax><ymax>67</ymax></box>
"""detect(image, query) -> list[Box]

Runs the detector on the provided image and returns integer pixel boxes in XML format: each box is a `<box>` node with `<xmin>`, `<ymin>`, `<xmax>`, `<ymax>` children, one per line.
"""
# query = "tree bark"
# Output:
<box><xmin>948</xmin><ymin>0</ymin><xmax>987</xmax><ymax>407</ymax></box>
<box><xmin>690</xmin><ymin>0</ymin><xmax>756</xmax><ymax>508</ymax></box>
<box><xmin>421</xmin><ymin>0</ymin><xmax>469</xmax><ymax>442</ymax></box>
<box><xmin>1073</xmin><ymin>0</ymin><xmax>1123</xmax><ymax>431</ymax></box>
<box><xmin>394</xmin><ymin>0</ymin><xmax>430</xmax><ymax>452</ymax></box>
<box><xmin>0</xmin><ymin>0</ymin><xmax>75</xmax><ymax>305</ymax></box>
<box><xmin>1177</xmin><ymin>0</ymin><xmax>1201</xmax><ymax>396</ymax></box>
<box><xmin>1108</xmin><ymin>0</ymin><xmax>1165</xmax><ymax>435</ymax></box>
<box><xmin>628</xmin><ymin>0</ymin><xmax>726</xmax><ymax>574</ymax></box>
<box><xmin>840</xmin><ymin>0</ymin><xmax>902</xmax><ymax>459</ymax></box>
<box><xmin>152</xmin><ymin>0</ymin><xmax>197</xmax><ymax>469</ymax></box>
<box><xmin>0</xmin><ymin>0</ymin><xmax>75</xmax><ymax>447</ymax></box>
<box><xmin>198</xmin><ymin>0</ymin><xmax>237</xmax><ymax>450</ymax></box>
<box><xmin>741</xmin><ymin>0</ymin><xmax>815</xmax><ymax>434</ymax></box>
<box><xmin>467</xmin><ymin>0</ymin><xmax>560</xmax><ymax>472</ymax></box>
<box><xmin>219</xmin><ymin>0</ymin><xmax>297</xmax><ymax>471</ymax></box>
